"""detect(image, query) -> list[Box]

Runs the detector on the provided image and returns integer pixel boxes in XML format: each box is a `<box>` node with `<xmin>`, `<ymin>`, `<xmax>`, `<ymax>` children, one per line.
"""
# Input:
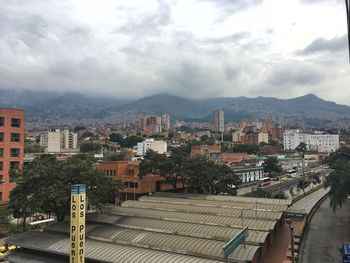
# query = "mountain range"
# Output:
<box><xmin>1</xmin><ymin>89</ymin><xmax>350</xmax><ymax>129</ymax></box>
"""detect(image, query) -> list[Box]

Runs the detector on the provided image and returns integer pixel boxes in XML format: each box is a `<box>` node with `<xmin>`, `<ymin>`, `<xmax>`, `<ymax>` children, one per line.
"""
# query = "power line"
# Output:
<box><xmin>346</xmin><ymin>0</ymin><xmax>350</xmax><ymax>62</ymax></box>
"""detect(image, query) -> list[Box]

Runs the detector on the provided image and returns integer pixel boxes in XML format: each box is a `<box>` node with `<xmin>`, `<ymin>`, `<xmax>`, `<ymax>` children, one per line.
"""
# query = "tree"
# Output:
<box><xmin>104</xmin><ymin>150</ymin><xmax>132</xmax><ymax>161</ymax></box>
<box><xmin>263</xmin><ymin>157</ymin><xmax>282</xmax><ymax>176</ymax></box>
<box><xmin>295</xmin><ymin>142</ymin><xmax>307</xmax><ymax>157</ymax></box>
<box><xmin>0</xmin><ymin>207</ymin><xmax>11</xmax><ymax>236</ymax></box>
<box><xmin>324</xmin><ymin>147</ymin><xmax>350</xmax><ymax>211</ymax></box>
<box><xmin>109</xmin><ymin>133</ymin><xmax>123</xmax><ymax>143</ymax></box>
<box><xmin>184</xmin><ymin>156</ymin><xmax>239</xmax><ymax>195</ymax></box>
<box><xmin>80</xmin><ymin>142</ymin><xmax>102</xmax><ymax>153</ymax></box>
<box><xmin>232</xmin><ymin>144</ymin><xmax>260</xmax><ymax>154</ymax></box>
<box><xmin>120</xmin><ymin>136</ymin><xmax>143</xmax><ymax>148</ymax></box>
<box><xmin>10</xmin><ymin>154</ymin><xmax>124</xmax><ymax>224</ymax></box>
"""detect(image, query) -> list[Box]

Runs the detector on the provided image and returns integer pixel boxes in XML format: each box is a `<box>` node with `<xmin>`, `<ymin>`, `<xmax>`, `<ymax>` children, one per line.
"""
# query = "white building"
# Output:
<box><xmin>213</xmin><ymin>108</ymin><xmax>224</xmax><ymax>132</ymax></box>
<box><xmin>137</xmin><ymin>139</ymin><xmax>167</xmax><ymax>156</ymax></box>
<box><xmin>283</xmin><ymin>129</ymin><xmax>339</xmax><ymax>153</ymax></box>
<box><xmin>40</xmin><ymin>129</ymin><xmax>78</xmax><ymax>153</ymax></box>
<box><xmin>232</xmin><ymin>167</ymin><xmax>264</xmax><ymax>184</ymax></box>
<box><xmin>258</xmin><ymin>132</ymin><xmax>269</xmax><ymax>144</ymax></box>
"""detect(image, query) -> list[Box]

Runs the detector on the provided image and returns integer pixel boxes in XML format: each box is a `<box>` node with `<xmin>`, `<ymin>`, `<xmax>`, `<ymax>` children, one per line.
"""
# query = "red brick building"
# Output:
<box><xmin>0</xmin><ymin>108</ymin><xmax>25</xmax><ymax>204</ymax></box>
<box><xmin>97</xmin><ymin>161</ymin><xmax>183</xmax><ymax>204</ymax></box>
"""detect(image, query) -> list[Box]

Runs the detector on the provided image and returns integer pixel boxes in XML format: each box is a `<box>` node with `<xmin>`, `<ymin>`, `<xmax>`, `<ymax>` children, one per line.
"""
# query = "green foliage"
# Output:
<box><xmin>104</xmin><ymin>150</ymin><xmax>132</xmax><ymax>161</ymax></box>
<box><xmin>295</xmin><ymin>142</ymin><xmax>307</xmax><ymax>157</ymax></box>
<box><xmin>24</xmin><ymin>144</ymin><xmax>44</xmax><ymax>153</ymax></box>
<box><xmin>231</xmin><ymin>144</ymin><xmax>260</xmax><ymax>154</ymax></box>
<box><xmin>109</xmin><ymin>133</ymin><xmax>124</xmax><ymax>143</ymax></box>
<box><xmin>80</xmin><ymin>142</ymin><xmax>102</xmax><ymax>153</ymax></box>
<box><xmin>0</xmin><ymin>207</ymin><xmax>10</xmax><ymax>236</ymax></box>
<box><xmin>10</xmin><ymin>154</ymin><xmax>124</xmax><ymax>222</ymax></box>
<box><xmin>323</xmin><ymin>147</ymin><xmax>350</xmax><ymax>211</ymax></box>
<box><xmin>109</xmin><ymin>134</ymin><xmax>143</xmax><ymax>148</ymax></box>
<box><xmin>263</xmin><ymin>157</ymin><xmax>282</xmax><ymax>175</ymax></box>
<box><xmin>140</xmin><ymin>149</ymin><xmax>239</xmax><ymax>195</ymax></box>
<box><xmin>200</xmin><ymin>135</ymin><xmax>215</xmax><ymax>145</ymax></box>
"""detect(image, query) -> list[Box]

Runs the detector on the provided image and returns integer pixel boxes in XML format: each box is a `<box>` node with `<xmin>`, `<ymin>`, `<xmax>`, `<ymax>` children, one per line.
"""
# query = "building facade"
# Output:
<box><xmin>213</xmin><ymin>109</ymin><xmax>224</xmax><ymax>132</ymax></box>
<box><xmin>136</xmin><ymin>139</ymin><xmax>167</xmax><ymax>156</ymax></box>
<box><xmin>0</xmin><ymin>108</ymin><xmax>24</xmax><ymax>203</ymax></box>
<box><xmin>139</xmin><ymin>116</ymin><xmax>162</xmax><ymax>136</ymax></box>
<box><xmin>40</xmin><ymin>129</ymin><xmax>78</xmax><ymax>153</ymax></box>
<box><xmin>232</xmin><ymin>167</ymin><xmax>264</xmax><ymax>184</ymax></box>
<box><xmin>98</xmin><ymin>161</ymin><xmax>183</xmax><ymax>203</ymax></box>
<box><xmin>283</xmin><ymin>130</ymin><xmax>339</xmax><ymax>153</ymax></box>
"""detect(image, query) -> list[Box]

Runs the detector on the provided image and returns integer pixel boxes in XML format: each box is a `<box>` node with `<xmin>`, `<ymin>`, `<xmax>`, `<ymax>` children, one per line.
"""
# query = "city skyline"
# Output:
<box><xmin>0</xmin><ymin>0</ymin><xmax>349</xmax><ymax>104</ymax></box>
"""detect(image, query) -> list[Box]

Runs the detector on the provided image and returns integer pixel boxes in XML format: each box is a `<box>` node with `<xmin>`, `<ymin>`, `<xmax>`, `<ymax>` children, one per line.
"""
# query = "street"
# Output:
<box><xmin>301</xmin><ymin>197</ymin><xmax>350</xmax><ymax>263</ymax></box>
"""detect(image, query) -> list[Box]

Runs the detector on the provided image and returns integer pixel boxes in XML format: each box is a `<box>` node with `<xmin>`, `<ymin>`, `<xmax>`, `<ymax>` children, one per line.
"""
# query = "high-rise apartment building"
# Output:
<box><xmin>0</xmin><ymin>108</ymin><xmax>24</xmax><ymax>203</ymax></box>
<box><xmin>213</xmin><ymin>108</ymin><xmax>224</xmax><ymax>132</ymax></box>
<box><xmin>161</xmin><ymin>114</ymin><xmax>170</xmax><ymax>131</ymax></box>
<box><xmin>138</xmin><ymin>115</ymin><xmax>162</xmax><ymax>135</ymax></box>
<box><xmin>40</xmin><ymin>129</ymin><xmax>78</xmax><ymax>153</ymax></box>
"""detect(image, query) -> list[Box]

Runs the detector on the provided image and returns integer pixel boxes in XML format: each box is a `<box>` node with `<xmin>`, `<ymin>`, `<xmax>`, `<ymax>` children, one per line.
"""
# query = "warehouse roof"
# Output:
<box><xmin>46</xmin><ymin>221</ymin><xmax>260</xmax><ymax>262</ymax></box>
<box><xmin>6</xmin><ymin>232</ymin><xmax>223</xmax><ymax>263</ymax></box>
<box><xmin>153</xmin><ymin>192</ymin><xmax>292</xmax><ymax>206</ymax></box>
<box><xmin>122</xmin><ymin>200</ymin><xmax>283</xmax><ymax>221</ymax></box>
<box><xmin>103</xmin><ymin>206</ymin><xmax>277</xmax><ymax>232</ymax></box>
<box><xmin>139</xmin><ymin>195</ymin><xmax>288</xmax><ymax>212</ymax></box>
<box><xmin>85</xmin><ymin>213</ymin><xmax>269</xmax><ymax>245</ymax></box>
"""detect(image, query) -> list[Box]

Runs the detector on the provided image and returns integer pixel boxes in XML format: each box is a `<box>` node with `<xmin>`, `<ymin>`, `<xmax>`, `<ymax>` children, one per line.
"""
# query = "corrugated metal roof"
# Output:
<box><xmin>5</xmin><ymin>251</ymin><xmax>66</xmax><ymax>263</ymax></box>
<box><xmin>122</xmin><ymin>200</ymin><xmax>282</xmax><ymax>221</ymax></box>
<box><xmin>6</xmin><ymin>232</ymin><xmax>223</xmax><ymax>263</ymax></box>
<box><xmin>85</xmin><ymin>214</ymin><xmax>268</xmax><ymax>245</ymax></box>
<box><xmin>46</xmin><ymin>222</ymin><xmax>260</xmax><ymax>262</ymax></box>
<box><xmin>153</xmin><ymin>192</ymin><xmax>292</xmax><ymax>206</ymax></box>
<box><xmin>103</xmin><ymin>206</ymin><xmax>276</xmax><ymax>232</ymax></box>
<box><xmin>139</xmin><ymin>196</ymin><xmax>288</xmax><ymax>212</ymax></box>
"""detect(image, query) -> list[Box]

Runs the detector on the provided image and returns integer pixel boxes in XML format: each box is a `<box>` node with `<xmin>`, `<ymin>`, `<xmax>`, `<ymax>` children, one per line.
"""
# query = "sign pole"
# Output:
<box><xmin>70</xmin><ymin>184</ymin><xmax>86</xmax><ymax>263</ymax></box>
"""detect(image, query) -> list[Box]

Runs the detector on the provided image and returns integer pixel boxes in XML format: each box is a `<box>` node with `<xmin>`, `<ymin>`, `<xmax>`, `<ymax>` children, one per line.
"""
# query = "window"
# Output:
<box><xmin>11</xmin><ymin>118</ymin><xmax>21</xmax><ymax>128</ymax></box>
<box><xmin>0</xmin><ymin>133</ymin><xmax>3</xmax><ymax>142</ymax></box>
<box><xmin>11</xmin><ymin>133</ymin><xmax>20</xmax><ymax>142</ymax></box>
<box><xmin>0</xmin><ymin>162</ymin><xmax>3</xmax><ymax>171</ymax></box>
<box><xmin>128</xmin><ymin>169</ymin><xmax>134</xmax><ymax>176</ymax></box>
<box><xmin>0</xmin><ymin>117</ymin><xmax>4</xmax><ymax>126</ymax></box>
<box><xmin>10</xmin><ymin>148</ymin><xmax>20</xmax><ymax>157</ymax></box>
<box><xmin>10</xmin><ymin>161</ymin><xmax>19</xmax><ymax>170</ymax></box>
<box><xmin>0</xmin><ymin>148</ymin><xmax>3</xmax><ymax>158</ymax></box>
<box><xmin>0</xmin><ymin>192</ymin><xmax>2</xmax><ymax>202</ymax></box>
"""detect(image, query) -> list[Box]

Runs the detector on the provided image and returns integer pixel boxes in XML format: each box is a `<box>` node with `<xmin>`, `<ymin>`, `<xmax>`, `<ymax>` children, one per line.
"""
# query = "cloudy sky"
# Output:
<box><xmin>0</xmin><ymin>0</ymin><xmax>349</xmax><ymax>103</ymax></box>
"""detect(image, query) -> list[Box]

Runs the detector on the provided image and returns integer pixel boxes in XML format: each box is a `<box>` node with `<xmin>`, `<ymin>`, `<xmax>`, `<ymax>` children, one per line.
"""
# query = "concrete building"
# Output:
<box><xmin>0</xmin><ymin>107</ymin><xmax>24</xmax><ymax>203</ymax></box>
<box><xmin>161</xmin><ymin>114</ymin><xmax>170</xmax><ymax>131</ymax></box>
<box><xmin>232</xmin><ymin>167</ymin><xmax>265</xmax><ymax>184</ymax></box>
<box><xmin>139</xmin><ymin>116</ymin><xmax>162</xmax><ymax>136</ymax></box>
<box><xmin>136</xmin><ymin>139</ymin><xmax>167</xmax><ymax>156</ymax></box>
<box><xmin>98</xmin><ymin>161</ymin><xmax>183</xmax><ymax>203</ymax></box>
<box><xmin>213</xmin><ymin>109</ymin><xmax>224</xmax><ymax>132</ymax></box>
<box><xmin>258</xmin><ymin>132</ymin><xmax>269</xmax><ymax>144</ymax></box>
<box><xmin>283</xmin><ymin>129</ymin><xmax>339</xmax><ymax>153</ymax></box>
<box><xmin>40</xmin><ymin>129</ymin><xmax>78</xmax><ymax>153</ymax></box>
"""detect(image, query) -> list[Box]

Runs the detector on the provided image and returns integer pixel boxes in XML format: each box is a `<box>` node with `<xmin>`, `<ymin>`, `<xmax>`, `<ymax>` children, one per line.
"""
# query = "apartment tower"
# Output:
<box><xmin>0</xmin><ymin>108</ymin><xmax>24</xmax><ymax>204</ymax></box>
<box><xmin>213</xmin><ymin>108</ymin><xmax>224</xmax><ymax>132</ymax></box>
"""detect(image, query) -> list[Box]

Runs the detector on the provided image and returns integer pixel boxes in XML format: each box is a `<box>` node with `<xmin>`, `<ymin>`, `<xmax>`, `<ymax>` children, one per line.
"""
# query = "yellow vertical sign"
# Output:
<box><xmin>70</xmin><ymin>184</ymin><xmax>86</xmax><ymax>263</ymax></box>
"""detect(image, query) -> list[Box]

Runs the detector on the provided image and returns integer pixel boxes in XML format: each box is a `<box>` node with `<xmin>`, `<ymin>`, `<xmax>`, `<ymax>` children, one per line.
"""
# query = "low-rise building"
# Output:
<box><xmin>232</xmin><ymin>167</ymin><xmax>265</xmax><ymax>184</ymax></box>
<box><xmin>136</xmin><ymin>139</ymin><xmax>167</xmax><ymax>156</ymax></box>
<box><xmin>283</xmin><ymin>129</ymin><xmax>339</xmax><ymax>152</ymax></box>
<box><xmin>98</xmin><ymin>161</ymin><xmax>183</xmax><ymax>203</ymax></box>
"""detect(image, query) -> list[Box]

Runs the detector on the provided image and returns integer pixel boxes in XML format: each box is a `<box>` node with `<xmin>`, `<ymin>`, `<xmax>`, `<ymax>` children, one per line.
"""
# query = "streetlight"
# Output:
<box><xmin>286</xmin><ymin>218</ymin><xmax>296</xmax><ymax>263</ymax></box>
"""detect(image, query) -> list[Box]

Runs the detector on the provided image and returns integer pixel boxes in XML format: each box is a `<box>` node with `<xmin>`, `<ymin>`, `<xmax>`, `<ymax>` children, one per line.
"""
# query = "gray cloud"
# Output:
<box><xmin>200</xmin><ymin>0</ymin><xmax>264</xmax><ymax>15</ymax></box>
<box><xmin>267</xmin><ymin>63</ymin><xmax>325</xmax><ymax>87</ymax></box>
<box><xmin>0</xmin><ymin>0</ymin><xmax>348</xmax><ymax>104</ymax></box>
<box><xmin>296</xmin><ymin>35</ymin><xmax>348</xmax><ymax>55</ymax></box>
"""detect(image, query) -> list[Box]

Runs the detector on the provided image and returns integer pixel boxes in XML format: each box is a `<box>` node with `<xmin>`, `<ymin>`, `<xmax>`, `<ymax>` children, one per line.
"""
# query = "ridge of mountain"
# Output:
<box><xmin>1</xmin><ymin>89</ymin><xmax>350</xmax><ymax>128</ymax></box>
